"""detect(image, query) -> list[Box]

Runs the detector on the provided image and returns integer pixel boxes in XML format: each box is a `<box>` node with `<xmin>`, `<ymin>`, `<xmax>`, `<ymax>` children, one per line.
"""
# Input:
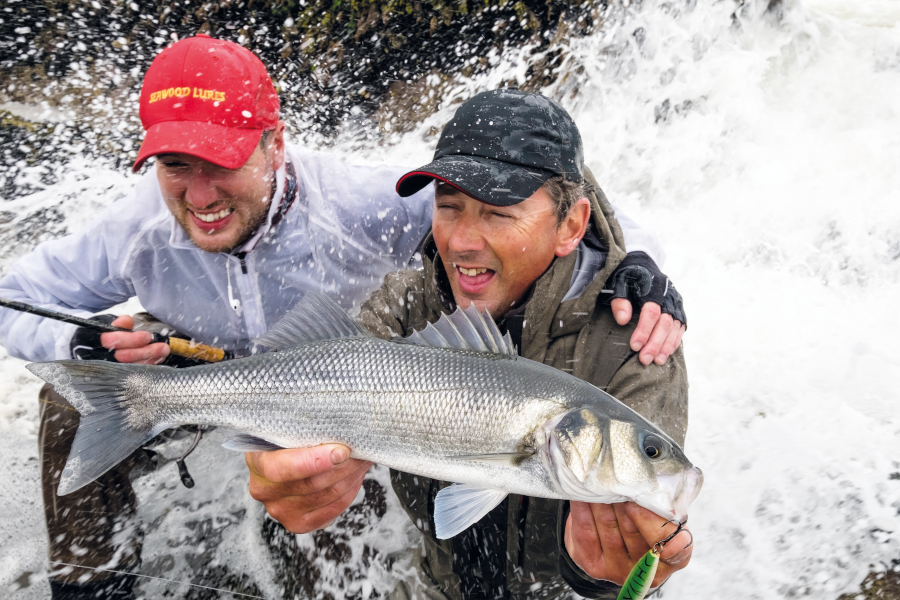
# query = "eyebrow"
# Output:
<box><xmin>434</xmin><ymin>180</ymin><xmax>468</xmax><ymax>197</ymax></box>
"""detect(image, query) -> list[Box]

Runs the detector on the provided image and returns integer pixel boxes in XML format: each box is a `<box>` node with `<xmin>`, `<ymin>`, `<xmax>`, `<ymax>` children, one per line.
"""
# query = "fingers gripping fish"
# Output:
<box><xmin>27</xmin><ymin>292</ymin><xmax>703</xmax><ymax>539</ymax></box>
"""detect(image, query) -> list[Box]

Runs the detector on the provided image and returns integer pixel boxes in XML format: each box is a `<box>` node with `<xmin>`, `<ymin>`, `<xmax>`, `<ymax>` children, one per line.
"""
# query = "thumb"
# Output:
<box><xmin>111</xmin><ymin>314</ymin><xmax>134</xmax><ymax>330</ymax></box>
<box><xmin>611</xmin><ymin>298</ymin><xmax>632</xmax><ymax>326</ymax></box>
<box><xmin>247</xmin><ymin>445</ymin><xmax>350</xmax><ymax>483</ymax></box>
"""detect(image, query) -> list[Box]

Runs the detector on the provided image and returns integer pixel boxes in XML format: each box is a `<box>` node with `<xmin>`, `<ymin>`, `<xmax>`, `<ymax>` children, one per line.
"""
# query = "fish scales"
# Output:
<box><xmin>127</xmin><ymin>336</ymin><xmax>583</xmax><ymax>498</ymax></box>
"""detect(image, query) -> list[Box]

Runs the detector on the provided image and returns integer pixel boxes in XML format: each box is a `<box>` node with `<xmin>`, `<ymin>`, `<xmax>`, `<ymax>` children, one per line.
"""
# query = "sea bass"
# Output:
<box><xmin>27</xmin><ymin>292</ymin><xmax>702</xmax><ymax>539</ymax></box>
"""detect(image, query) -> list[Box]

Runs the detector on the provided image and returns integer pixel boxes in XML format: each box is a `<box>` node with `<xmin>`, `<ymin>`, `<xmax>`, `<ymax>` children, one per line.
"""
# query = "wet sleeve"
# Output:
<box><xmin>583</xmin><ymin>165</ymin><xmax>666</xmax><ymax>267</ymax></box>
<box><xmin>0</xmin><ymin>184</ymin><xmax>153</xmax><ymax>362</ymax></box>
<box><xmin>556</xmin><ymin>501</ymin><xmax>622</xmax><ymax>598</ymax></box>
<box><xmin>320</xmin><ymin>158</ymin><xmax>434</xmax><ymax>271</ymax></box>
<box><xmin>606</xmin><ymin>346</ymin><xmax>688</xmax><ymax>447</ymax></box>
<box><xmin>610</xmin><ymin>202</ymin><xmax>667</xmax><ymax>268</ymax></box>
<box><xmin>355</xmin><ymin>270</ymin><xmax>422</xmax><ymax>340</ymax></box>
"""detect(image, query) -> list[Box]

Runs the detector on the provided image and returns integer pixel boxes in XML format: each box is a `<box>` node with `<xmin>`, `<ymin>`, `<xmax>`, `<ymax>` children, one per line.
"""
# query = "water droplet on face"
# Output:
<box><xmin>242</xmin><ymin>110</ymin><xmax>253</xmax><ymax>118</ymax></box>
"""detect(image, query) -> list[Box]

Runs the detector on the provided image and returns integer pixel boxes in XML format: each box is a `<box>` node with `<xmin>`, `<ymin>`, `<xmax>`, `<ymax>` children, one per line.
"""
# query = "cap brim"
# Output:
<box><xmin>133</xmin><ymin>121</ymin><xmax>264</xmax><ymax>172</ymax></box>
<box><xmin>396</xmin><ymin>155</ymin><xmax>553</xmax><ymax>206</ymax></box>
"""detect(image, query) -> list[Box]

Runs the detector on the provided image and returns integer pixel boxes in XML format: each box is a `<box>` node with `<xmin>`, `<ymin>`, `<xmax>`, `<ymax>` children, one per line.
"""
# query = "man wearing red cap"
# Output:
<box><xmin>0</xmin><ymin>34</ymin><xmax>432</xmax><ymax>600</ymax></box>
<box><xmin>0</xmin><ymin>36</ymin><xmax>684</xmax><ymax>599</ymax></box>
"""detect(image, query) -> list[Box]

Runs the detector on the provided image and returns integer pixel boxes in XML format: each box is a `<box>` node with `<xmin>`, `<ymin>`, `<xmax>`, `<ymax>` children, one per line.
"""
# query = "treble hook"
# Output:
<box><xmin>653</xmin><ymin>516</ymin><xmax>692</xmax><ymax>554</ymax></box>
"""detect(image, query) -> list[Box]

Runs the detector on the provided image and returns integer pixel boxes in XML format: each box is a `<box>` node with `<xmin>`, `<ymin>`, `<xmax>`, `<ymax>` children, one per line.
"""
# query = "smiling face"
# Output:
<box><xmin>155</xmin><ymin>125</ymin><xmax>285</xmax><ymax>253</ymax></box>
<box><xmin>432</xmin><ymin>182</ymin><xmax>591</xmax><ymax>317</ymax></box>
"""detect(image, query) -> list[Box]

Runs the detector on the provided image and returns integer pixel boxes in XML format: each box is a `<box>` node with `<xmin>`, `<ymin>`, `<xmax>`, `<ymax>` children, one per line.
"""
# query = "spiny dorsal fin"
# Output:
<box><xmin>254</xmin><ymin>291</ymin><xmax>368</xmax><ymax>350</ymax></box>
<box><xmin>401</xmin><ymin>304</ymin><xmax>516</xmax><ymax>356</ymax></box>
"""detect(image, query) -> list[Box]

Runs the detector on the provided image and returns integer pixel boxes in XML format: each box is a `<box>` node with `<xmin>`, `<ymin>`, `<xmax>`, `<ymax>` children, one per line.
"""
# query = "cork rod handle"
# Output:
<box><xmin>167</xmin><ymin>337</ymin><xmax>227</xmax><ymax>363</ymax></box>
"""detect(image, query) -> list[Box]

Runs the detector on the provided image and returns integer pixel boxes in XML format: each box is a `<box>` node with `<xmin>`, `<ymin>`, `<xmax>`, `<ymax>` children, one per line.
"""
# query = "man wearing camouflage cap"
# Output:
<box><xmin>251</xmin><ymin>89</ymin><xmax>692</xmax><ymax>599</ymax></box>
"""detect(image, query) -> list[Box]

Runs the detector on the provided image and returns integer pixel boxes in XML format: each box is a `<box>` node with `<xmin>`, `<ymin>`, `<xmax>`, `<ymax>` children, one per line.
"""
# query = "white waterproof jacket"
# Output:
<box><xmin>0</xmin><ymin>145</ymin><xmax>662</xmax><ymax>362</ymax></box>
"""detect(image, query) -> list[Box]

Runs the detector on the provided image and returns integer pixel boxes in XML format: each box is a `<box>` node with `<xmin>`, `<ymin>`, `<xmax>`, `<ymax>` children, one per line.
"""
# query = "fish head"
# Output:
<box><xmin>546</xmin><ymin>407</ymin><xmax>703</xmax><ymax>523</ymax></box>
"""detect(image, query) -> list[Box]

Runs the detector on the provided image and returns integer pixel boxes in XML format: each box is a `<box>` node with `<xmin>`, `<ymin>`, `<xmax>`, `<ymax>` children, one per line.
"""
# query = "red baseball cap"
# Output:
<box><xmin>133</xmin><ymin>34</ymin><xmax>280</xmax><ymax>172</ymax></box>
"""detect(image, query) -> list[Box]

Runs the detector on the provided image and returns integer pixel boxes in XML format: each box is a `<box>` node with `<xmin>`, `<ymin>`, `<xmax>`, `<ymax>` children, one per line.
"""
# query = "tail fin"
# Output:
<box><xmin>27</xmin><ymin>360</ymin><xmax>170</xmax><ymax>496</ymax></box>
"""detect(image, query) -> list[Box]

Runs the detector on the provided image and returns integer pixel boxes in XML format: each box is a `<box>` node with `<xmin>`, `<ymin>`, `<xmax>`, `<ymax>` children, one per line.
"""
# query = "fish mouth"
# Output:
<box><xmin>635</xmin><ymin>466</ymin><xmax>704</xmax><ymax>523</ymax></box>
<box><xmin>675</xmin><ymin>466</ymin><xmax>703</xmax><ymax>518</ymax></box>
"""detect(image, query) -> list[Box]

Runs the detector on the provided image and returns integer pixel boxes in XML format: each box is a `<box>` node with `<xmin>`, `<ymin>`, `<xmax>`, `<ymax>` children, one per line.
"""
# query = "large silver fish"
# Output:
<box><xmin>27</xmin><ymin>292</ymin><xmax>702</xmax><ymax>539</ymax></box>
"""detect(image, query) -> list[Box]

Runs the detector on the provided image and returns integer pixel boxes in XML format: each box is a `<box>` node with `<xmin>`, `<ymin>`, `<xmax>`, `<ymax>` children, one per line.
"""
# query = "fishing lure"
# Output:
<box><xmin>617</xmin><ymin>547</ymin><xmax>660</xmax><ymax>600</ymax></box>
<box><xmin>617</xmin><ymin>520</ymin><xmax>690</xmax><ymax>600</ymax></box>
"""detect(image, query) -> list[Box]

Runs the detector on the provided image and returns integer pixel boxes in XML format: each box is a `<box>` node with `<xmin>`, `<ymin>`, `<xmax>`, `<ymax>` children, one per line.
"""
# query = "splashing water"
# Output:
<box><xmin>2</xmin><ymin>0</ymin><xmax>899</xmax><ymax>598</ymax></box>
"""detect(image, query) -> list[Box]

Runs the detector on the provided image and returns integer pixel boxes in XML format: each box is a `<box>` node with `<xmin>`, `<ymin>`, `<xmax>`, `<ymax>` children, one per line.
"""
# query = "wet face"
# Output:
<box><xmin>155</xmin><ymin>127</ymin><xmax>285</xmax><ymax>253</ymax></box>
<box><xmin>432</xmin><ymin>182</ymin><xmax>590</xmax><ymax>317</ymax></box>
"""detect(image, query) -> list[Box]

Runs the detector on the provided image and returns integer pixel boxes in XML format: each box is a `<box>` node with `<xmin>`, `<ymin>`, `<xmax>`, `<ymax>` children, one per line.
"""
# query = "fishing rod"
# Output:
<box><xmin>0</xmin><ymin>297</ymin><xmax>231</xmax><ymax>363</ymax></box>
<box><xmin>49</xmin><ymin>562</ymin><xmax>266</xmax><ymax>599</ymax></box>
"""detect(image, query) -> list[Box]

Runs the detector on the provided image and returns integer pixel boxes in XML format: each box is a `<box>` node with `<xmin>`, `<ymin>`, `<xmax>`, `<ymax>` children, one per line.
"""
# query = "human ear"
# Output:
<box><xmin>267</xmin><ymin>121</ymin><xmax>286</xmax><ymax>171</ymax></box>
<box><xmin>555</xmin><ymin>197</ymin><xmax>591</xmax><ymax>257</ymax></box>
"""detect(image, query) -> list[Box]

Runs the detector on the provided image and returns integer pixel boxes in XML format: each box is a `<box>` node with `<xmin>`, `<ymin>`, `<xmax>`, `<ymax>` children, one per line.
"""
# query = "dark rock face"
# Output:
<box><xmin>837</xmin><ymin>563</ymin><xmax>900</xmax><ymax>600</ymax></box>
<box><xmin>0</xmin><ymin>0</ymin><xmax>604</xmax><ymax>199</ymax></box>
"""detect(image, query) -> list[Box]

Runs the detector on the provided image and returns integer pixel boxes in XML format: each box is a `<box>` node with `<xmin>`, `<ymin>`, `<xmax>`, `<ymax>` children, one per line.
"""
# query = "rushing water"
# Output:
<box><xmin>2</xmin><ymin>0</ymin><xmax>899</xmax><ymax>597</ymax></box>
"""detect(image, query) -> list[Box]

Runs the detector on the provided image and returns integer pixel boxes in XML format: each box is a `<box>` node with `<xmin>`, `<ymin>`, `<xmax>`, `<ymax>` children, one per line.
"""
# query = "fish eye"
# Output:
<box><xmin>642</xmin><ymin>434</ymin><xmax>666</xmax><ymax>460</ymax></box>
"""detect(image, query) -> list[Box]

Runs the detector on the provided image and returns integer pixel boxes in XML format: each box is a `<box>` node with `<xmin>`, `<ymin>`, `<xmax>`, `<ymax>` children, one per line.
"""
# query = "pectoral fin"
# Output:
<box><xmin>433</xmin><ymin>484</ymin><xmax>508</xmax><ymax>539</ymax></box>
<box><xmin>447</xmin><ymin>451</ymin><xmax>534</xmax><ymax>465</ymax></box>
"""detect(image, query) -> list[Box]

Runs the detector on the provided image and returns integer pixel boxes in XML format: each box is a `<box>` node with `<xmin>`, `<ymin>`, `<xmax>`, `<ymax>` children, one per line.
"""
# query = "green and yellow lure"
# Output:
<box><xmin>617</xmin><ymin>520</ymin><xmax>690</xmax><ymax>600</ymax></box>
<box><xmin>616</xmin><ymin>547</ymin><xmax>660</xmax><ymax>600</ymax></box>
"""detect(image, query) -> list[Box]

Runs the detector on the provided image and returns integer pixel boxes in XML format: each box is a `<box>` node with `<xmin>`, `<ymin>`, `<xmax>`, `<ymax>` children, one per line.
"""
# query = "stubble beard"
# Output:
<box><xmin>177</xmin><ymin>200</ymin><xmax>272</xmax><ymax>254</ymax></box>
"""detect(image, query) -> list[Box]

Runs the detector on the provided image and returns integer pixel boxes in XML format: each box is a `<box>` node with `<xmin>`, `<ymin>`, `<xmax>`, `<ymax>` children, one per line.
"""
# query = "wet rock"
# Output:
<box><xmin>0</xmin><ymin>0</ymin><xmax>604</xmax><ymax>192</ymax></box>
<box><xmin>837</xmin><ymin>562</ymin><xmax>900</xmax><ymax>600</ymax></box>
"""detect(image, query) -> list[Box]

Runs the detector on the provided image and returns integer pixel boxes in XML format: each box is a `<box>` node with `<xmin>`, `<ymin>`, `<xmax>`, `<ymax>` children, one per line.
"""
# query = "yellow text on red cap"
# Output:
<box><xmin>149</xmin><ymin>87</ymin><xmax>226</xmax><ymax>104</ymax></box>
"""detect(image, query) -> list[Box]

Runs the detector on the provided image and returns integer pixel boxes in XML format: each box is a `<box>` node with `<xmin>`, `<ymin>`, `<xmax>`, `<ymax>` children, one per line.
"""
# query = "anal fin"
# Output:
<box><xmin>221</xmin><ymin>434</ymin><xmax>287</xmax><ymax>452</ymax></box>
<box><xmin>433</xmin><ymin>484</ymin><xmax>508</xmax><ymax>539</ymax></box>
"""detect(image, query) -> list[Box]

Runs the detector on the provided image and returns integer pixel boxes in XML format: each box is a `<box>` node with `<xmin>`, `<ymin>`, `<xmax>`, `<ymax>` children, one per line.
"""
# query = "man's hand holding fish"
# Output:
<box><xmin>566</xmin><ymin>501</ymin><xmax>693</xmax><ymax>589</ymax></box>
<box><xmin>246</xmin><ymin>444</ymin><xmax>371</xmax><ymax>534</ymax></box>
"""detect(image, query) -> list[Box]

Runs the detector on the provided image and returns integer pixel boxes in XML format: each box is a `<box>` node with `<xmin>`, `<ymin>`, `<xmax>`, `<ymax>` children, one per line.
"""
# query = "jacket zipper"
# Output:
<box><xmin>235</xmin><ymin>251</ymin><xmax>248</xmax><ymax>275</ymax></box>
<box><xmin>228</xmin><ymin>252</ymin><xmax>267</xmax><ymax>340</ymax></box>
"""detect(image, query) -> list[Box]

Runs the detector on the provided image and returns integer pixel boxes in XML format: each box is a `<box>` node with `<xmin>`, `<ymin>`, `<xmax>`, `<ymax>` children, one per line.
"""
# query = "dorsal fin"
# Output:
<box><xmin>401</xmin><ymin>304</ymin><xmax>517</xmax><ymax>356</ymax></box>
<box><xmin>254</xmin><ymin>291</ymin><xmax>368</xmax><ymax>350</ymax></box>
